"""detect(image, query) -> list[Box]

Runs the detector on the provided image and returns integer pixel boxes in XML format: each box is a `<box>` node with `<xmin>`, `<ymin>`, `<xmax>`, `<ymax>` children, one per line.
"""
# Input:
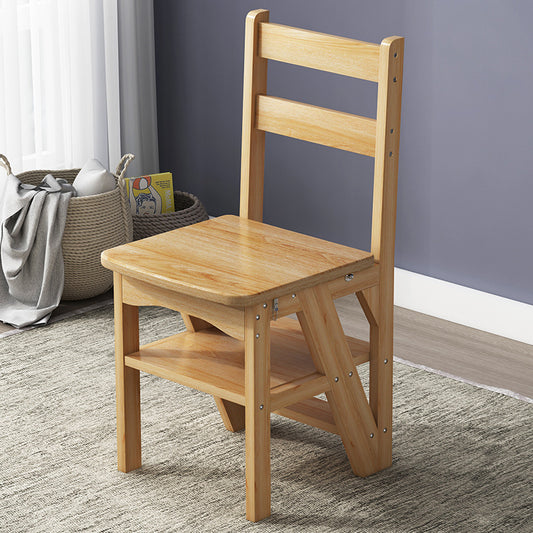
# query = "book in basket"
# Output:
<box><xmin>124</xmin><ymin>172</ymin><xmax>175</xmax><ymax>216</ymax></box>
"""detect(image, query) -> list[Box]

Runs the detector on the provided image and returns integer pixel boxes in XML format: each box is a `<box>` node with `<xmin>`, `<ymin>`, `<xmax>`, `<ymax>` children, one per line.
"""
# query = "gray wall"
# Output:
<box><xmin>154</xmin><ymin>0</ymin><xmax>533</xmax><ymax>305</ymax></box>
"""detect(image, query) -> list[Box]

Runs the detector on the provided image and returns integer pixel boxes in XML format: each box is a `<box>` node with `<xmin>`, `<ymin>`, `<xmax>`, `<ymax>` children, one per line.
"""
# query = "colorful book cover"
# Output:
<box><xmin>125</xmin><ymin>172</ymin><xmax>175</xmax><ymax>215</ymax></box>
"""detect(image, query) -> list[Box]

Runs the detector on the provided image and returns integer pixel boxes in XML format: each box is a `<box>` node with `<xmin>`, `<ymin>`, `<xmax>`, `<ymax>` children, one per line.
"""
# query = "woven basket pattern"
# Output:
<box><xmin>132</xmin><ymin>191</ymin><xmax>209</xmax><ymax>240</ymax></box>
<box><xmin>14</xmin><ymin>166</ymin><xmax>133</xmax><ymax>300</ymax></box>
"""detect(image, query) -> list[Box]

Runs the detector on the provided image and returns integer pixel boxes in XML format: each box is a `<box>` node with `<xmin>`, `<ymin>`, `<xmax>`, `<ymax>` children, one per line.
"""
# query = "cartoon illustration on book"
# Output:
<box><xmin>129</xmin><ymin>176</ymin><xmax>162</xmax><ymax>216</ymax></box>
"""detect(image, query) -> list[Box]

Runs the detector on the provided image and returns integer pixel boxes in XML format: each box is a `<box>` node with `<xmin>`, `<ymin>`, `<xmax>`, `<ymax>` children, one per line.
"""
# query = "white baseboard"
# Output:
<box><xmin>394</xmin><ymin>268</ymin><xmax>533</xmax><ymax>345</ymax></box>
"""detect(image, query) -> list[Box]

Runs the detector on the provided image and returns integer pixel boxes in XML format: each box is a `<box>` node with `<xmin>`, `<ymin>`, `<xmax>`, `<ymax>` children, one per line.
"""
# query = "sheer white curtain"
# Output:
<box><xmin>0</xmin><ymin>0</ymin><xmax>158</xmax><ymax>176</ymax></box>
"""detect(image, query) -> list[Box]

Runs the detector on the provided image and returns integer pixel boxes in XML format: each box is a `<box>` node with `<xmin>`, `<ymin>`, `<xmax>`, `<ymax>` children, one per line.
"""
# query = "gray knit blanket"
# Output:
<box><xmin>0</xmin><ymin>173</ymin><xmax>73</xmax><ymax>327</ymax></box>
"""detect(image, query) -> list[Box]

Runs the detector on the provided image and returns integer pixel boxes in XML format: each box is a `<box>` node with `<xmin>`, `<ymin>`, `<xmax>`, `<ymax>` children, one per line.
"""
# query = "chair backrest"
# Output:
<box><xmin>239</xmin><ymin>9</ymin><xmax>404</xmax><ymax>283</ymax></box>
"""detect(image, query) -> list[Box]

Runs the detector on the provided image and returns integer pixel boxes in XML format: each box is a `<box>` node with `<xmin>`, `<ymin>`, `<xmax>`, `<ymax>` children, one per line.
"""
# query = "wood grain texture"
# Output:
<box><xmin>298</xmin><ymin>285</ymin><xmax>379</xmax><ymax>477</ymax></box>
<box><xmin>113</xmin><ymin>273</ymin><xmax>142</xmax><ymax>473</ymax></box>
<box><xmin>256</xmin><ymin>95</ymin><xmax>376</xmax><ymax>156</ymax></box>
<box><xmin>368</xmin><ymin>37</ymin><xmax>404</xmax><ymax>468</ymax></box>
<box><xmin>267</xmin><ymin>264</ymin><xmax>379</xmax><ymax>321</ymax></box>
<box><xmin>182</xmin><ymin>315</ymin><xmax>246</xmax><ymax>433</ymax></box>
<box><xmin>244</xmin><ymin>303</ymin><xmax>271</xmax><ymax>521</ymax></box>
<box><xmin>214</xmin><ymin>397</ymin><xmax>246</xmax><ymax>432</ymax></box>
<box><xmin>259</xmin><ymin>22</ymin><xmax>380</xmax><ymax>81</ymax></box>
<box><xmin>121</xmin><ymin>275</ymin><xmax>244</xmax><ymax>340</ymax></box>
<box><xmin>274</xmin><ymin>397</ymin><xmax>339</xmax><ymax>434</ymax></box>
<box><xmin>240</xmin><ymin>9</ymin><xmax>269</xmax><ymax>222</ymax></box>
<box><xmin>102</xmin><ymin>215</ymin><xmax>374</xmax><ymax>307</ymax></box>
<box><xmin>124</xmin><ymin>317</ymin><xmax>368</xmax><ymax>407</ymax></box>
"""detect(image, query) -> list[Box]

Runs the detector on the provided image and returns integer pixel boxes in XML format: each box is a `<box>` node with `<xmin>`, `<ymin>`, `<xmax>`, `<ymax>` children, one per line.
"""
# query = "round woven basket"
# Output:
<box><xmin>0</xmin><ymin>154</ymin><xmax>134</xmax><ymax>301</ymax></box>
<box><xmin>132</xmin><ymin>190</ymin><xmax>209</xmax><ymax>240</ymax></box>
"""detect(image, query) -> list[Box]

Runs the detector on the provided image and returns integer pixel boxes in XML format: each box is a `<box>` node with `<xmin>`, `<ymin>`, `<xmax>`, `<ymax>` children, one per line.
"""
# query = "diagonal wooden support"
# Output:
<box><xmin>182</xmin><ymin>313</ymin><xmax>246</xmax><ymax>432</ymax></box>
<box><xmin>297</xmin><ymin>284</ymin><xmax>379</xmax><ymax>477</ymax></box>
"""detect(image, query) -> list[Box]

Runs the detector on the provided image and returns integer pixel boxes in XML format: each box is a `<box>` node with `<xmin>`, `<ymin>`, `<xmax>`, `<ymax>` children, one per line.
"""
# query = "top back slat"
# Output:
<box><xmin>259</xmin><ymin>22</ymin><xmax>380</xmax><ymax>82</ymax></box>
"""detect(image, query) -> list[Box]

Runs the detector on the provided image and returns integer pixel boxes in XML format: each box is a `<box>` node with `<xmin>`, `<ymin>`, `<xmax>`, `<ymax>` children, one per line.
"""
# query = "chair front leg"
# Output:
<box><xmin>114</xmin><ymin>272</ymin><xmax>141</xmax><ymax>472</ymax></box>
<box><xmin>244</xmin><ymin>303</ymin><xmax>271</xmax><ymax>522</ymax></box>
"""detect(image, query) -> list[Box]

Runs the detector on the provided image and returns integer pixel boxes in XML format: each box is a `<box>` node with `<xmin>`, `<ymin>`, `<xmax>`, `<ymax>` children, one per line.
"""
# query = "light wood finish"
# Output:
<box><xmin>182</xmin><ymin>314</ymin><xmax>212</xmax><ymax>332</ymax></box>
<box><xmin>368</xmin><ymin>36</ymin><xmax>404</xmax><ymax>468</ymax></box>
<box><xmin>214</xmin><ymin>397</ymin><xmax>245</xmax><ymax>432</ymax></box>
<box><xmin>268</xmin><ymin>263</ymin><xmax>379</xmax><ymax>321</ymax></box>
<box><xmin>182</xmin><ymin>314</ymin><xmax>246</xmax><ymax>432</ymax></box>
<box><xmin>298</xmin><ymin>285</ymin><xmax>378</xmax><ymax>477</ymax></box>
<box><xmin>113</xmin><ymin>273</ymin><xmax>142</xmax><ymax>472</ymax></box>
<box><xmin>274</xmin><ymin>397</ymin><xmax>339</xmax><ymax>435</ymax></box>
<box><xmin>123</xmin><ymin>317</ymin><xmax>367</xmax><ymax>407</ymax></box>
<box><xmin>102</xmin><ymin>215</ymin><xmax>374</xmax><ymax>307</ymax></box>
<box><xmin>270</xmin><ymin>373</ymin><xmax>330</xmax><ymax>411</ymax></box>
<box><xmin>328</xmin><ymin>263</ymin><xmax>379</xmax><ymax>299</ymax></box>
<box><xmin>240</xmin><ymin>9</ymin><xmax>269</xmax><ymax>222</ymax></box>
<box><xmin>259</xmin><ymin>22</ymin><xmax>380</xmax><ymax>81</ymax></box>
<box><xmin>256</xmin><ymin>95</ymin><xmax>376</xmax><ymax>156</ymax></box>
<box><xmin>102</xmin><ymin>10</ymin><xmax>404</xmax><ymax>522</ymax></box>
<box><xmin>244</xmin><ymin>303</ymin><xmax>271</xmax><ymax>521</ymax></box>
<box><xmin>121</xmin><ymin>275</ymin><xmax>245</xmax><ymax>340</ymax></box>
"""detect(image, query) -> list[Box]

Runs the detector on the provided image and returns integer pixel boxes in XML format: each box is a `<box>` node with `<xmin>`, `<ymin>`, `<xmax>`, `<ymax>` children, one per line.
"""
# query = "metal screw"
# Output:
<box><xmin>291</xmin><ymin>294</ymin><xmax>296</xmax><ymax>298</ymax></box>
<box><xmin>370</xmin><ymin>433</ymin><xmax>374</xmax><ymax>439</ymax></box>
<box><xmin>256</xmin><ymin>315</ymin><xmax>260</xmax><ymax>320</ymax></box>
<box><xmin>255</xmin><ymin>333</ymin><xmax>260</xmax><ymax>339</ymax></box>
<box><xmin>259</xmin><ymin>404</ymin><xmax>264</xmax><ymax>410</ymax></box>
<box><xmin>390</xmin><ymin>128</ymin><xmax>394</xmax><ymax>134</ymax></box>
<box><xmin>263</xmin><ymin>303</ymin><xmax>267</xmax><ymax>308</ymax></box>
<box><xmin>393</xmin><ymin>76</ymin><xmax>397</xmax><ymax>82</ymax></box>
<box><xmin>394</xmin><ymin>52</ymin><xmax>398</xmax><ymax>58</ymax></box>
<box><xmin>384</xmin><ymin>358</ymin><xmax>389</xmax><ymax>365</ymax></box>
<box><xmin>345</xmin><ymin>273</ymin><xmax>354</xmax><ymax>282</ymax></box>
<box><xmin>383</xmin><ymin>427</ymin><xmax>387</xmax><ymax>433</ymax></box>
<box><xmin>334</xmin><ymin>377</ymin><xmax>339</xmax><ymax>382</ymax></box>
<box><xmin>389</xmin><ymin>151</ymin><xmax>393</xmax><ymax>157</ymax></box>
<box><xmin>348</xmin><ymin>371</ymin><xmax>353</xmax><ymax>377</ymax></box>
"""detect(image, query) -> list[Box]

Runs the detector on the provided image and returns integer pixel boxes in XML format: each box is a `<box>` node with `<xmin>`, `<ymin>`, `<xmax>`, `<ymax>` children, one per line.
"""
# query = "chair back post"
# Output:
<box><xmin>239</xmin><ymin>9</ymin><xmax>269</xmax><ymax>222</ymax></box>
<box><xmin>371</xmin><ymin>36</ymin><xmax>404</xmax><ymax>305</ymax></box>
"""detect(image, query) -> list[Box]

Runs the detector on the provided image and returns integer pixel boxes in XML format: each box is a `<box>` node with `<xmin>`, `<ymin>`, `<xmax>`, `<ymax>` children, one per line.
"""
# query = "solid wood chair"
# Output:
<box><xmin>102</xmin><ymin>9</ymin><xmax>403</xmax><ymax>522</ymax></box>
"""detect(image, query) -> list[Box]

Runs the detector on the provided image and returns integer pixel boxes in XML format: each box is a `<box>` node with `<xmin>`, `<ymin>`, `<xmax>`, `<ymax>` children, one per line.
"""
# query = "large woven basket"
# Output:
<box><xmin>0</xmin><ymin>153</ymin><xmax>134</xmax><ymax>300</ymax></box>
<box><xmin>132</xmin><ymin>190</ymin><xmax>208</xmax><ymax>240</ymax></box>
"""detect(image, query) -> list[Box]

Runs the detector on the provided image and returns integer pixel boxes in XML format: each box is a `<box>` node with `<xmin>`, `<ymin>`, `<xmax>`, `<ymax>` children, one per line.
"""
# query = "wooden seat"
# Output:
<box><xmin>102</xmin><ymin>9</ymin><xmax>403</xmax><ymax>522</ymax></box>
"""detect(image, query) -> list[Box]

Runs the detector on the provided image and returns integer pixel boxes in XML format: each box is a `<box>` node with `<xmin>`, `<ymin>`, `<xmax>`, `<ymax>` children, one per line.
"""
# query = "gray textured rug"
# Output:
<box><xmin>1</xmin><ymin>305</ymin><xmax>531</xmax><ymax>533</ymax></box>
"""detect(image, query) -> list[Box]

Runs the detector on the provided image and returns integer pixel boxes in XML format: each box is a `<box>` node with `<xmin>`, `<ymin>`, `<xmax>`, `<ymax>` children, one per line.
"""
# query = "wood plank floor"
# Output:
<box><xmin>335</xmin><ymin>295</ymin><xmax>533</xmax><ymax>401</ymax></box>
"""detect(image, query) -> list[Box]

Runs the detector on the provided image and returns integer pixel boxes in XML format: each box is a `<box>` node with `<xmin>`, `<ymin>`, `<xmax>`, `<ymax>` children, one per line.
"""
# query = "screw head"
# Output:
<box><xmin>383</xmin><ymin>427</ymin><xmax>387</xmax><ymax>433</ymax></box>
<box><xmin>255</xmin><ymin>333</ymin><xmax>260</xmax><ymax>339</ymax></box>
<box><xmin>348</xmin><ymin>371</ymin><xmax>353</xmax><ymax>377</ymax></box>
<box><xmin>263</xmin><ymin>303</ymin><xmax>267</xmax><ymax>308</ymax></box>
<box><xmin>393</xmin><ymin>76</ymin><xmax>397</xmax><ymax>82</ymax></box>
<box><xmin>291</xmin><ymin>293</ymin><xmax>296</xmax><ymax>298</ymax></box>
<box><xmin>334</xmin><ymin>377</ymin><xmax>339</xmax><ymax>382</ymax></box>
<box><xmin>345</xmin><ymin>273</ymin><xmax>354</xmax><ymax>282</ymax></box>
<box><xmin>259</xmin><ymin>404</ymin><xmax>264</xmax><ymax>410</ymax></box>
<box><xmin>370</xmin><ymin>433</ymin><xmax>374</xmax><ymax>439</ymax></box>
<box><xmin>384</xmin><ymin>358</ymin><xmax>389</xmax><ymax>365</ymax></box>
<box><xmin>255</xmin><ymin>315</ymin><xmax>260</xmax><ymax>320</ymax></box>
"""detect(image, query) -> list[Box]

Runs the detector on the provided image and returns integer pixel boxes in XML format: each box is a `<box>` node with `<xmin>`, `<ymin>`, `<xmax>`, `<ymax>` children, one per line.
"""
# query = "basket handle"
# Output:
<box><xmin>114</xmin><ymin>153</ymin><xmax>135</xmax><ymax>181</ymax></box>
<box><xmin>0</xmin><ymin>154</ymin><xmax>12</xmax><ymax>175</ymax></box>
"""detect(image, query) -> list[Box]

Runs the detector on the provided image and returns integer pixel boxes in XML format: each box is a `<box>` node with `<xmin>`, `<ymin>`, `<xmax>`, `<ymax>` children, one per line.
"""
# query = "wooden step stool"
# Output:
<box><xmin>102</xmin><ymin>9</ymin><xmax>403</xmax><ymax>522</ymax></box>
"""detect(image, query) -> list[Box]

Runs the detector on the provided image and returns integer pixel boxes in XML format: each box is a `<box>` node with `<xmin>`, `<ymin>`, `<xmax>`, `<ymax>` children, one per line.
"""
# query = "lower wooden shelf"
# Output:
<box><xmin>125</xmin><ymin>317</ymin><xmax>369</xmax><ymax>411</ymax></box>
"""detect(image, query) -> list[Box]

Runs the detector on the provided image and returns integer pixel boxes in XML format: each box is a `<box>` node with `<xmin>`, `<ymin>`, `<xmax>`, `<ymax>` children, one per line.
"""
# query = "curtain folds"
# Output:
<box><xmin>0</xmin><ymin>0</ymin><xmax>158</xmax><ymax>176</ymax></box>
